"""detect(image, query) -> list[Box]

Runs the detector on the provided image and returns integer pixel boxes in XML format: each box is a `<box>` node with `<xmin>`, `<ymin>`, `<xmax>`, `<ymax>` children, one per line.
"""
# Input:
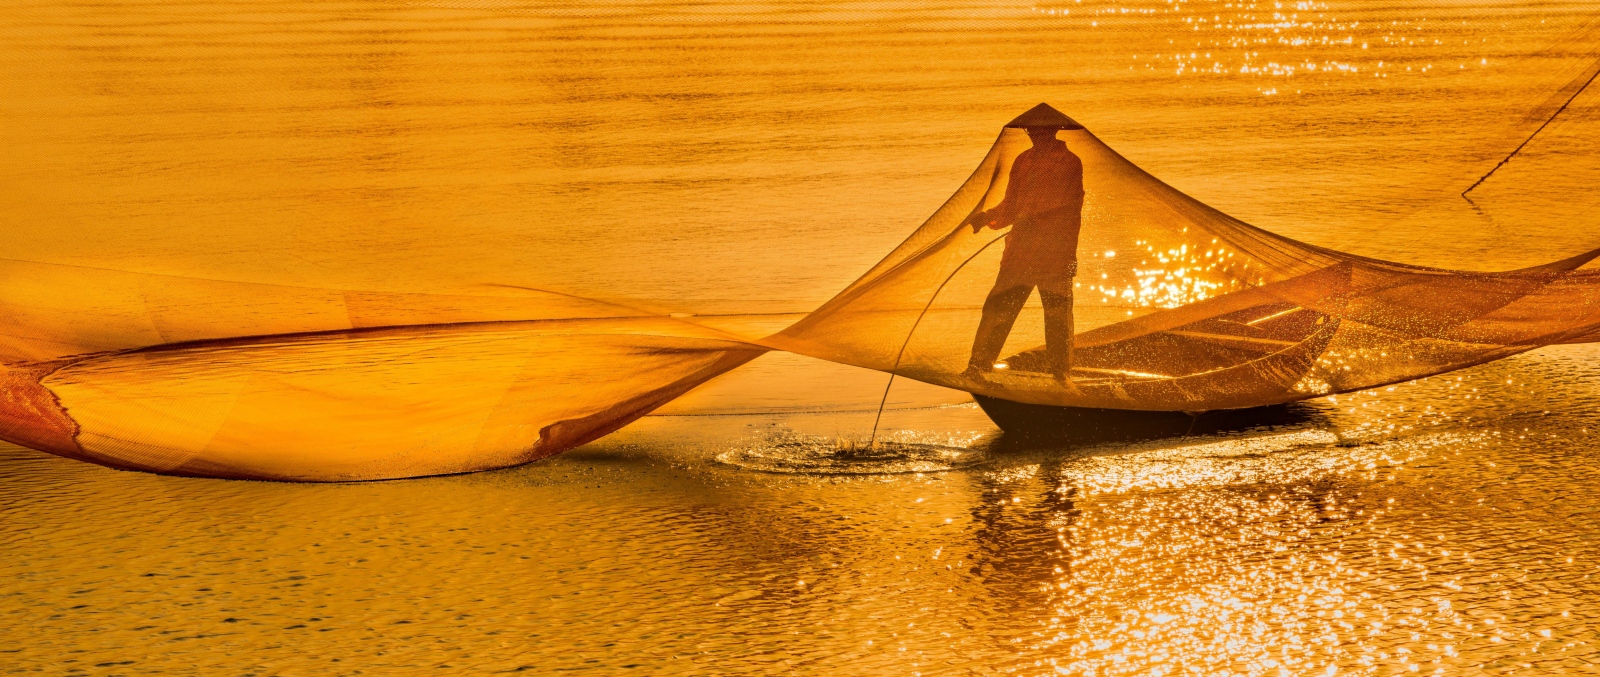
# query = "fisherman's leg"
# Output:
<box><xmin>1040</xmin><ymin>287</ymin><xmax>1075</xmax><ymax>379</ymax></box>
<box><xmin>967</xmin><ymin>284</ymin><xmax>1033</xmax><ymax>374</ymax></box>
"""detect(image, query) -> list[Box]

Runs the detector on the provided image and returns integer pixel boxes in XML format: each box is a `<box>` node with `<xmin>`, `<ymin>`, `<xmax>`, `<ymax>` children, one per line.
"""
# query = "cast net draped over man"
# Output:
<box><xmin>770</xmin><ymin>103</ymin><xmax>1600</xmax><ymax>412</ymax></box>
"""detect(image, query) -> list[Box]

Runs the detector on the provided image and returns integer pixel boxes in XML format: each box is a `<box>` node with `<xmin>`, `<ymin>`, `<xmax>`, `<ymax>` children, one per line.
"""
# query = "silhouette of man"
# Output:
<box><xmin>961</xmin><ymin>126</ymin><xmax>1084</xmax><ymax>384</ymax></box>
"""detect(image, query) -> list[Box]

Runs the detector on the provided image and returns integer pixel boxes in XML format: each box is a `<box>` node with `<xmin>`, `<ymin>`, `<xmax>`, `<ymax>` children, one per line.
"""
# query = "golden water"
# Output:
<box><xmin>4</xmin><ymin>0</ymin><xmax>1600</xmax><ymax>673</ymax></box>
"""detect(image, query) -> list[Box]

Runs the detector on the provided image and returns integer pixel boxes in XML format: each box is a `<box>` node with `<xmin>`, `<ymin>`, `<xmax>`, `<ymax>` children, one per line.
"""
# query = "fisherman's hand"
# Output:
<box><xmin>967</xmin><ymin>210</ymin><xmax>989</xmax><ymax>233</ymax></box>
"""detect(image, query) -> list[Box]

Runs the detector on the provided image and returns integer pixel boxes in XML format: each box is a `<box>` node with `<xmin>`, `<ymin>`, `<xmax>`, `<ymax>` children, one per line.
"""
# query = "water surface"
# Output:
<box><xmin>4</xmin><ymin>1</ymin><xmax>1600</xmax><ymax>674</ymax></box>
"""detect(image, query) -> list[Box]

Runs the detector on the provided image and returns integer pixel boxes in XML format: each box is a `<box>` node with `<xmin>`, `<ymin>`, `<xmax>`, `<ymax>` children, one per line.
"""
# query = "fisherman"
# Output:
<box><xmin>961</xmin><ymin>114</ymin><xmax>1085</xmax><ymax>385</ymax></box>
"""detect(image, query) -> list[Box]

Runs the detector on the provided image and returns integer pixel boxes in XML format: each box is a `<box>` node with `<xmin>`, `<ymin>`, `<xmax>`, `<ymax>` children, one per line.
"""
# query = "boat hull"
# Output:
<box><xmin>972</xmin><ymin>393</ymin><xmax>1319</xmax><ymax>444</ymax></box>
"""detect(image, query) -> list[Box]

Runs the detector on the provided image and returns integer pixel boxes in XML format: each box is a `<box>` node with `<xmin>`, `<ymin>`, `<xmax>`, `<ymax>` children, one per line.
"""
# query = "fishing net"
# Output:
<box><xmin>3</xmin><ymin>101</ymin><xmax>1599</xmax><ymax>480</ymax></box>
<box><xmin>0</xmin><ymin>265</ymin><xmax>765</xmax><ymax>480</ymax></box>
<box><xmin>768</xmin><ymin>104</ymin><xmax>1600</xmax><ymax>412</ymax></box>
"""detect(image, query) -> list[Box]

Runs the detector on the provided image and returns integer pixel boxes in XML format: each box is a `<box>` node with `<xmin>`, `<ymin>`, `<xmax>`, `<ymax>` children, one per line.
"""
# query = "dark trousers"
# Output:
<box><xmin>968</xmin><ymin>285</ymin><xmax>1074</xmax><ymax>375</ymax></box>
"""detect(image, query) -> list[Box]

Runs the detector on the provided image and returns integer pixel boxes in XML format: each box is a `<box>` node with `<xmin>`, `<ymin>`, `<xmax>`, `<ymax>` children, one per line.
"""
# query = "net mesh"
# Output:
<box><xmin>3</xmin><ymin>104</ymin><xmax>1599</xmax><ymax>480</ymax></box>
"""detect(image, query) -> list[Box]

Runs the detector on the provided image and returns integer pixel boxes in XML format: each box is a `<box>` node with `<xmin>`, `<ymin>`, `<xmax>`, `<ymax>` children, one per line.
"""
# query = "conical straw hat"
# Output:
<box><xmin>1004</xmin><ymin>103</ymin><xmax>1085</xmax><ymax>130</ymax></box>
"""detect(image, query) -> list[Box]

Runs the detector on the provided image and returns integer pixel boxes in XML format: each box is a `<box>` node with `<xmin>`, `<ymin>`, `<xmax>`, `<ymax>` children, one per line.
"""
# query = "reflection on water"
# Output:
<box><xmin>6</xmin><ymin>350</ymin><xmax>1600</xmax><ymax>674</ymax></box>
<box><xmin>5</xmin><ymin>0</ymin><xmax>1600</xmax><ymax>674</ymax></box>
<box><xmin>5</xmin><ymin>347</ymin><xmax>1600</xmax><ymax>673</ymax></box>
<box><xmin>717</xmin><ymin>429</ymin><xmax>987</xmax><ymax>475</ymax></box>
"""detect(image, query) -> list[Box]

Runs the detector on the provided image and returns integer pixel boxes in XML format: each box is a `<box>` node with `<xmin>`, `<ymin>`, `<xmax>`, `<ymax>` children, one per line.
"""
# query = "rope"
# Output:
<box><xmin>867</xmin><ymin>230</ymin><xmax>1011</xmax><ymax>448</ymax></box>
<box><xmin>1462</xmin><ymin>59</ymin><xmax>1600</xmax><ymax>197</ymax></box>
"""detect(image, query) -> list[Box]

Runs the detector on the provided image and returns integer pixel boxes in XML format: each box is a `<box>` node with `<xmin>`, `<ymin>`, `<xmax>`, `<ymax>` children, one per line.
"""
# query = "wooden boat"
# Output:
<box><xmin>969</xmin><ymin>297</ymin><xmax>1340</xmax><ymax>412</ymax></box>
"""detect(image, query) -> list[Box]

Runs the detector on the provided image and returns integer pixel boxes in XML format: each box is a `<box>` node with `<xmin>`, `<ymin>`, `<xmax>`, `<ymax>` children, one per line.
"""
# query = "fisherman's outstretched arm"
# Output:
<box><xmin>965</xmin><ymin>157</ymin><xmax>1029</xmax><ymax>232</ymax></box>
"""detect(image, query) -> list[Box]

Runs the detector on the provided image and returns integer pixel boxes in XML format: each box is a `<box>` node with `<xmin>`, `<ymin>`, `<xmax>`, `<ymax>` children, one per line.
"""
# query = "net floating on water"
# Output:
<box><xmin>3</xmin><ymin>103</ymin><xmax>1598</xmax><ymax>480</ymax></box>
